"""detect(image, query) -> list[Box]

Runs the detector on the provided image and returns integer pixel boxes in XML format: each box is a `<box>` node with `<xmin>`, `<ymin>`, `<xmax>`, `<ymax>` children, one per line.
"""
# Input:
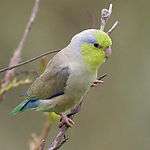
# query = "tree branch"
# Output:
<box><xmin>3</xmin><ymin>0</ymin><xmax>41</xmax><ymax>84</ymax></box>
<box><xmin>107</xmin><ymin>21</ymin><xmax>119</xmax><ymax>34</ymax></box>
<box><xmin>100</xmin><ymin>3</ymin><xmax>119</xmax><ymax>33</ymax></box>
<box><xmin>0</xmin><ymin>50</ymin><xmax>60</xmax><ymax>74</ymax></box>
<box><xmin>29</xmin><ymin>115</ymin><xmax>52</xmax><ymax>150</ymax></box>
<box><xmin>100</xmin><ymin>3</ymin><xmax>112</xmax><ymax>31</ymax></box>
<box><xmin>0</xmin><ymin>0</ymin><xmax>41</xmax><ymax>100</ymax></box>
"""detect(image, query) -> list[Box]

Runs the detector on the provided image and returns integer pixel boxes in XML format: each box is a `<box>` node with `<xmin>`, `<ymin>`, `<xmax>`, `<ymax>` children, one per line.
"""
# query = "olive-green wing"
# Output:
<box><xmin>27</xmin><ymin>54</ymin><xmax>70</xmax><ymax>99</ymax></box>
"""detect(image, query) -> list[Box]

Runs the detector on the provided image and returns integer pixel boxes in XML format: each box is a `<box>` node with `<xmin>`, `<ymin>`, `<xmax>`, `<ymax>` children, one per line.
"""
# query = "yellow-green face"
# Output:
<box><xmin>81</xmin><ymin>30</ymin><xmax>112</xmax><ymax>71</ymax></box>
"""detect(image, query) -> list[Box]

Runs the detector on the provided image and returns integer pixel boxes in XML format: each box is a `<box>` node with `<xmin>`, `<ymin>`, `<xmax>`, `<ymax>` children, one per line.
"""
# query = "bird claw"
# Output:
<box><xmin>59</xmin><ymin>113</ymin><xmax>75</xmax><ymax>128</ymax></box>
<box><xmin>91</xmin><ymin>79</ymin><xmax>104</xmax><ymax>87</ymax></box>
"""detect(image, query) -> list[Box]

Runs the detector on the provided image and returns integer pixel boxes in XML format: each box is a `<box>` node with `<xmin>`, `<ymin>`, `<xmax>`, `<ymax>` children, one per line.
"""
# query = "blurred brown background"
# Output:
<box><xmin>0</xmin><ymin>0</ymin><xmax>150</xmax><ymax>149</ymax></box>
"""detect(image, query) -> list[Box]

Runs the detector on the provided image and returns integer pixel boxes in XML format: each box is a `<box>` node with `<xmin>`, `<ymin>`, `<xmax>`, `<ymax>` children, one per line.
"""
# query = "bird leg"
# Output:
<box><xmin>59</xmin><ymin>113</ymin><xmax>75</xmax><ymax>128</ymax></box>
<box><xmin>91</xmin><ymin>79</ymin><xmax>104</xmax><ymax>87</ymax></box>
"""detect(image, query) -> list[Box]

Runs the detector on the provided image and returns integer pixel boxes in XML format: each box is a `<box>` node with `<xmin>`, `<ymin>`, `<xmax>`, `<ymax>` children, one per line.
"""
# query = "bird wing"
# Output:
<box><xmin>26</xmin><ymin>51</ymin><xmax>71</xmax><ymax>100</ymax></box>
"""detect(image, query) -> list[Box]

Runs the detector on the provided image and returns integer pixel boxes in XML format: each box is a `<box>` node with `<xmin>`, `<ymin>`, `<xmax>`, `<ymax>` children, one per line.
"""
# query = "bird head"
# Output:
<box><xmin>70</xmin><ymin>29</ymin><xmax>112</xmax><ymax>71</ymax></box>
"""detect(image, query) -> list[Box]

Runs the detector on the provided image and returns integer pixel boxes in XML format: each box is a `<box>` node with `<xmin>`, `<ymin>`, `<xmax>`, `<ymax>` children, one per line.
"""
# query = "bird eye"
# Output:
<box><xmin>94</xmin><ymin>43</ymin><xmax>101</xmax><ymax>48</ymax></box>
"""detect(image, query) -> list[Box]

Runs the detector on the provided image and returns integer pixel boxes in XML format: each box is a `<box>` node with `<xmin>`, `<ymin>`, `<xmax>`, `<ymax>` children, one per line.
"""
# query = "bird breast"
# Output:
<box><xmin>65</xmin><ymin>63</ymin><xmax>96</xmax><ymax>102</ymax></box>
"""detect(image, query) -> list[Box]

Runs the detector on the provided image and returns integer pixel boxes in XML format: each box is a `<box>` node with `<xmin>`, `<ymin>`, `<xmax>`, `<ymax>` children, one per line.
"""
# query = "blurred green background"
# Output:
<box><xmin>0</xmin><ymin>0</ymin><xmax>150</xmax><ymax>149</ymax></box>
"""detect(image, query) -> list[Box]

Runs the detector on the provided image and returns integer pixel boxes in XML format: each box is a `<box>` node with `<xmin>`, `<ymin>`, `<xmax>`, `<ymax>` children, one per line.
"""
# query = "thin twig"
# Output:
<box><xmin>3</xmin><ymin>0</ymin><xmax>41</xmax><ymax>83</ymax></box>
<box><xmin>107</xmin><ymin>20</ymin><xmax>119</xmax><ymax>34</ymax></box>
<box><xmin>0</xmin><ymin>0</ymin><xmax>41</xmax><ymax>100</ymax></box>
<box><xmin>0</xmin><ymin>50</ymin><xmax>60</xmax><ymax>74</ymax></box>
<box><xmin>29</xmin><ymin>115</ymin><xmax>52</xmax><ymax>150</ymax></box>
<box><xmin>100</xmin><ymin>3</ymin><xmax>112</xmax><ymax>31</ymax></box>
<box><xmin>48</xmin><ymin>74</ymin><xmax>108</xmax><ymax>150</ymax></box>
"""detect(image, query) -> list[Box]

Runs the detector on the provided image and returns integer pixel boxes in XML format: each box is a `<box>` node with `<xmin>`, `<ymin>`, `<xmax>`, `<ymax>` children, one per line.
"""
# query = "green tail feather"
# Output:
<box><xmin>10</xmin><ymin>100</ymin><xmax>29</xmax><ymax>116</ymax></box>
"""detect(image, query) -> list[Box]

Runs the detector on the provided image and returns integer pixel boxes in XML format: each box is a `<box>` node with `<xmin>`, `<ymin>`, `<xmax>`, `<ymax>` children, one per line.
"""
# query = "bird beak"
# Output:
<box><xmin>105</xmin><ymin>46</ymin><xmax>112</xmax><ymax>58</ymax></box>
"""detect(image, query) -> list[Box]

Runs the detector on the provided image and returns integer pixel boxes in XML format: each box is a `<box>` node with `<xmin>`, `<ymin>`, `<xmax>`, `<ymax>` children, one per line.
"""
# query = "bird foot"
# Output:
<box><xmin>91</xmin><ymin>79</ymin><xmax>104</xmax><ymax>87</ymax></box>
<box><xmin>59</xmin><ymin>113</ymin><xmax>75</xmax><ymax>128</ymax></box>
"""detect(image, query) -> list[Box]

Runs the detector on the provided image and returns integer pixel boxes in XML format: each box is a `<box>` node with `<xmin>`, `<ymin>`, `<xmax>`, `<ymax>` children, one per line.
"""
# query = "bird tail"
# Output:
<box><xmin>10</xmin><ymin>98</ymin><xmax>39</xmax><ymax>115</ymax></box>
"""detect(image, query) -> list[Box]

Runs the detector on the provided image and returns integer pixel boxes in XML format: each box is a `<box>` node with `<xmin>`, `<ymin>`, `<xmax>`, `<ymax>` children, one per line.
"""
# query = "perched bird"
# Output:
<box><xmin>11</xmin><ymin>29</ymin><xmax>112</xmax><ymax>126</ymax></box>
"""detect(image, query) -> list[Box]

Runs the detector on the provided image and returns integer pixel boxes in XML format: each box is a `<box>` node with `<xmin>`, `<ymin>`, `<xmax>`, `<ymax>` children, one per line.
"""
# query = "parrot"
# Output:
<box><xmin>10</xmin><ymin>29</ymin><xmax>112</xmax><ymax>126</ymax></box>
